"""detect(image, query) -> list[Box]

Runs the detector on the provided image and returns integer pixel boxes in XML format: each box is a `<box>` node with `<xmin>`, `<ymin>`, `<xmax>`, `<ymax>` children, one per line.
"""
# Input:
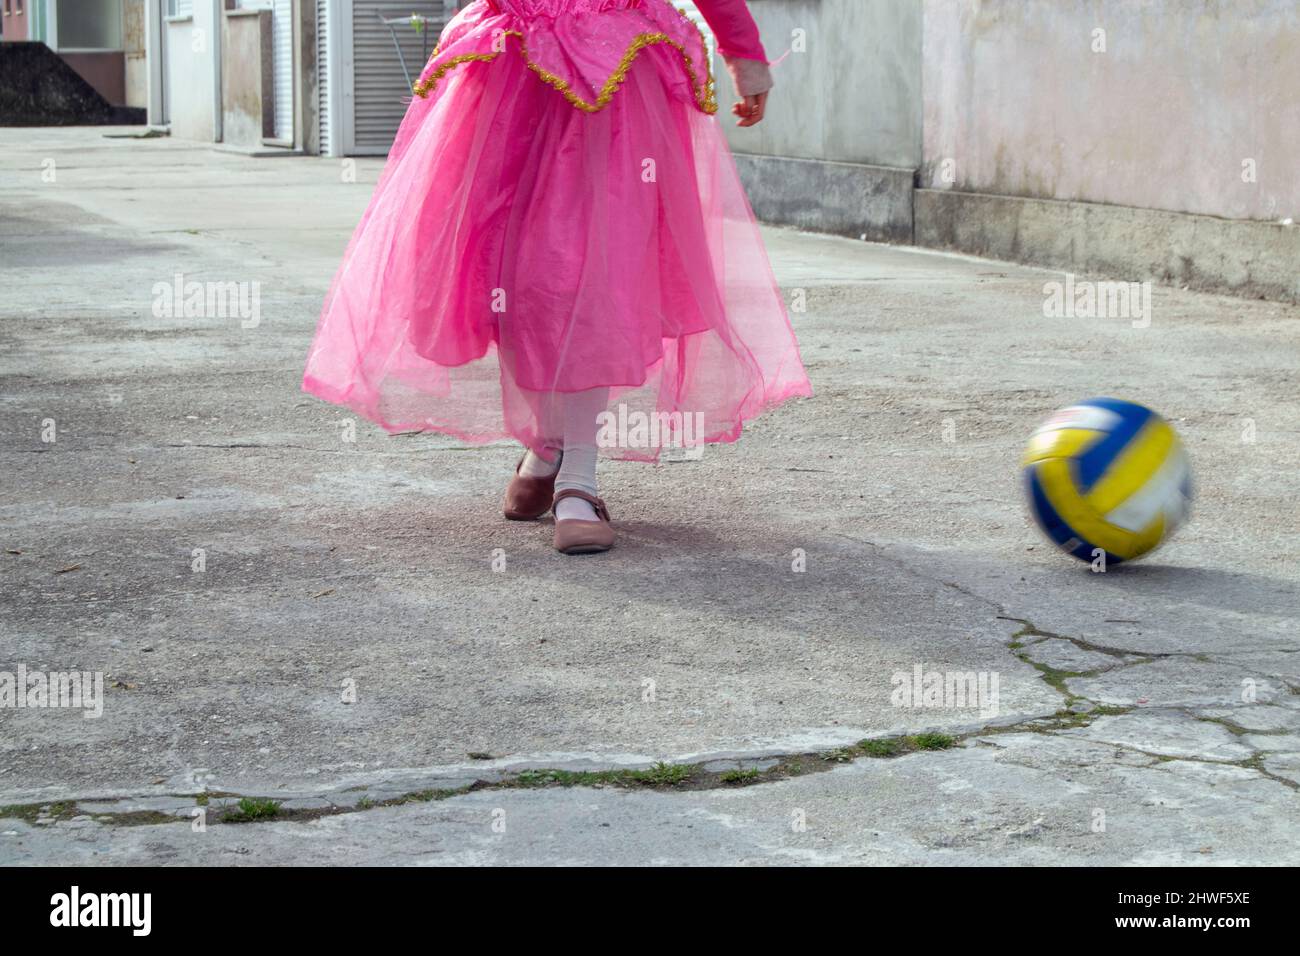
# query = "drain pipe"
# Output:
<box><xmin>211</xmin><ymin>0</ymin><xmax>223</xmax><ymax>142</ymax></box>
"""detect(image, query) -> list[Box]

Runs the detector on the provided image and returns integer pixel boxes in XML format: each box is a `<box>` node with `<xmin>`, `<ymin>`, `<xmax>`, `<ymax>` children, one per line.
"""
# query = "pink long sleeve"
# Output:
<box><xmin>693</xmin><ymin>0</ymin><xmax>767</xmax><ymax>62</ymax></box>
<box><xmin>693</xmin><ymin>0</ymin><xmax>774</xmax><ymax>96</ymax></box>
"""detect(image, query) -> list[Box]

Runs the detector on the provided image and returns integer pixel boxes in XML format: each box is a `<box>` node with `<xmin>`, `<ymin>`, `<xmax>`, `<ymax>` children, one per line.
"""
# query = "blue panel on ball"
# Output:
<box><xmin>1026</xmin><ymin>464</ymin><xmax>1126</xmax><ymax>565</ymax></box>
<box><xmin>1026</xmin><ymin>466</ymin><xmax>1083</xmax><ymax>550</ymax></box>
<box><xmin>1073</xmin><ymin>397</ymin><xmax>1152</xmax><ymax>494</ymax></box>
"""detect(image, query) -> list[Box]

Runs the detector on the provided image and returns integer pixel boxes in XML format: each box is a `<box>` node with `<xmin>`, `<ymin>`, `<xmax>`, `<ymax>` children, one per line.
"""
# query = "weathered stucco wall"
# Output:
<box><xmin>732</xmin><ymin>0</ymin><xmax>1297</xmax><ymax>298</ymax></box>
<box><xmin>737</xmin><ymin>0</ymin><xmax>1298</xmax><ymax>223</ymax></box>
<box><xmin>722</xmin><ymin>0</ymin><xmax>922</xmax><ymax>170</ymax></box>
<box><xmin>124</xmin><ymin>0</ymin><xmax>148</xmax><ymax>108</ymax></box>
<box><xmin>921</xmin><ymin>0</ymin><xmax>1300</xmax><ymax>222</ymax></box>
<box><xmin>221</xmin><ymin>9</ymin><xmax>273</xmax><ymax>147</ymax></box>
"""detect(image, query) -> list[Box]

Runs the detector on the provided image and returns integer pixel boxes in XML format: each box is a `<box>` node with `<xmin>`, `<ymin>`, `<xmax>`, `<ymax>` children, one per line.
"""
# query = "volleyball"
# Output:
<box><xmin>1022</xmin><ymin>398</ymin><xmax>1192</xmax><ymax>564</ymax></box>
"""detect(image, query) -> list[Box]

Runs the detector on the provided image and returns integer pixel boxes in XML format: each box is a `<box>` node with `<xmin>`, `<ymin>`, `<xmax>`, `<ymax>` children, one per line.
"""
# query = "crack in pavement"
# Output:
<box><xmin>14</xmin><ymin>604</ymin><xmax>1294</xmax><ymax>829</ymax></box>
<box><xmin>10</xmin><ymin>540</ymin><xmax>1294</xmax><ymax>830</ymax></box>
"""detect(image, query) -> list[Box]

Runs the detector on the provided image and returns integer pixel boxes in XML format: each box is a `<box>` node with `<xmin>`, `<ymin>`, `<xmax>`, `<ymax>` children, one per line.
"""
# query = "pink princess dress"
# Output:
<box><xmin>302</xmin><ymin>0</ymin><xmax>811</xmax><ymax>461</ymax></box>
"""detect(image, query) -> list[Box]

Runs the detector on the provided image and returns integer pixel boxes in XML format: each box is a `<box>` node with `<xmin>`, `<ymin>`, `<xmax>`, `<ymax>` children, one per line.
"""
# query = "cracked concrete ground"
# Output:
<box><xmin>1</xmin><ymin>127</ymin><xmax>1298</xmax><ymax>865</ymax></box>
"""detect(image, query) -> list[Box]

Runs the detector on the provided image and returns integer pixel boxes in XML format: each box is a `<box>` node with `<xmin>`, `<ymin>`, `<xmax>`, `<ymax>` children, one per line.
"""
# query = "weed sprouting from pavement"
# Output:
<box><xmin>223</xmin><ymin>797</ymin><xmax>281</xmax><ymax>822</ymax></box>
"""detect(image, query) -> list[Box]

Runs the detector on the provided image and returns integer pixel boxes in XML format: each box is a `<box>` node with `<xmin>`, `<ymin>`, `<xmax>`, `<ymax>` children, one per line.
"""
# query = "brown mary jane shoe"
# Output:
<box><xmin>503</xmin><ymin>452</ymin><xmax>561</xmax><ymax>520</ymax></box>
<box><xmin>552</xmin><ymin>488</ymin><xmax>615</xmax><ymax>555</ymax></box>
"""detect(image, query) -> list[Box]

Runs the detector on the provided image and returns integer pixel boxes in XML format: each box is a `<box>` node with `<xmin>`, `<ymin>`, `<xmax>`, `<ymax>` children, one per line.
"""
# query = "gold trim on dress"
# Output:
<box><xmin>411</xmin><ymin>17</ymin><xmax>718</xmax><ymax>115</ymax></box>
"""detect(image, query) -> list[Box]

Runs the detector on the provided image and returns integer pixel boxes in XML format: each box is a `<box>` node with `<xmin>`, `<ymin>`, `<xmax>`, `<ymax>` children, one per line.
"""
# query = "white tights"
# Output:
<box><xmin>521</xmin><ymin>387</ymin><xmax>608</xmax><ymax>520</ymax></box>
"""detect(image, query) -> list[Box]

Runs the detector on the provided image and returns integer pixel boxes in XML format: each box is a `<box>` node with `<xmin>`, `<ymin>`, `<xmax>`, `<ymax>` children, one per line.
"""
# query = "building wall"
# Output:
<box><xmin>221</xmin><ymin>7</ymin><xmax>271</xmax><ymax>146</ymax></box>
<box><xmin>921</xmin><ymin>0</ymin><xmax>1300</xmax><ymax>222</ymax></box>
<box><xmin>2</xmin><ymin>0</ymin><xmax>32</xmax><ymax>42</ymax></box>
<box><xmin>61</xmin><ymin>51</ymin><xmax>126</xmax><ymax>102</ymax></box>
<box><xmin>123</xmin><ymin>0</ymin><xmax>146</xmax><ymax>106</ymax></box>
<box><xmin>165</xmin><ymin>3</ymin><xmax>218</xmax><ymax>140</ymax></box>
<box><xmin>738</xmin><ymin>0</ymin><xmax>1299</xmax><ymax>223</ymax></box>
<box><xmin>31</xmin><ymin>0</ymin><xmax>48</xmax><ymax>44</ymax></box>
<box><xmin>721</xmin><ymin>0</ymin><xmax>922</xmax><ymax>170</ymax></box>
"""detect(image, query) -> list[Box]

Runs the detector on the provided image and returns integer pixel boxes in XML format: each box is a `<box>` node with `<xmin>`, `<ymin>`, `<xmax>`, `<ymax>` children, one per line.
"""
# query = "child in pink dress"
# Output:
<box><xmin>302</xmin><ymin>0</ymin><xmax>811</xmax><ymax>554</ymax></box>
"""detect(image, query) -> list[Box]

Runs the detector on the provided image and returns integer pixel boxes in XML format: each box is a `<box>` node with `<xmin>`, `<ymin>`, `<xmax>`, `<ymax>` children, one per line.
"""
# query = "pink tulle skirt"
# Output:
<box><xmin>302</xmin><ymin>0</ymin><xmax>811</xmax><ymax>461</ymax></box>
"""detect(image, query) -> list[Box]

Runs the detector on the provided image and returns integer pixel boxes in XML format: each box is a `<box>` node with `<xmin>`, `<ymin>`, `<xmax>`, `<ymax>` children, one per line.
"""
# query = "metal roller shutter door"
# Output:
<box><xmin>348</xmin><ymin>0</ymin><xmax>447</xmax><ymax>153</ymax></box>
<box><xmin>272</xmin><ymin>0</ymin><xmax>294</xmax><ymax>140</ymax></box>
<box><xmin>318</xmin><ymin>0</ymin><xmax>332</xmax><ymax>153</ymax></box>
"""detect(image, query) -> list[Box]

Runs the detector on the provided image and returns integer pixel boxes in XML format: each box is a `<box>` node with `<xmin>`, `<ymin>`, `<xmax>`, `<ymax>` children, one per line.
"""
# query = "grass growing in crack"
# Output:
<box><xmin>0</xmin><ymin>803</ymin><xmax>181</xmax><ymax>828</ymax></box>
<box><xmin>0</xmin><ymin>804</ymin><xmax>36</xmax><ymax>824</ymax></box>
<box><xmin>629</xmin><ymin>762</ymin><xmax>692</xmax><ymax>786</ymax></box>
<box><xmin>857</xmin><ymin>733</ymin><xmax>954</xmax><ymax>756</ymax></box>
<box><xmin>102</xmin><ymin>810</ymin><xmax>178</xmax><ymax>827</ymax></box>
<box><xmin>515</xmin><ymin>769</ymin><xmax>612</xmax><ymax>788</ymax></box>
<box><xmin>1196</xmin><ymin>715</ymin><xmax>1255</xmax><ymax>737</ymax></box>
<box><xmin>1005</xmin><ymin>622</ymin><xmax>1041</xmax><ymax>645</ymax></box>
<box><xmin>860</xmin><ymin>739</ymin><xmax>902</xmax><ymax>757</ymax></box>
<box><xmin>1017</xmin><ymin>656</ymin><xmax>1093</xmax><ymax>695</ymax></box>
<box><xmin>1051</xmin><ymin>708</ymin><xmax>1093</xmax><ymax>727</ymax></box>
<box><xmin>223</xmin><ymin>797</ymin><xmax>281</xmax><ymax>823</ymax></box>
<box><xmin>1001</xmin><ymin>703</ymin><xmax>1136</xmax><ymax>734</ymax></box>
<box><xmin>0</xmin><ymin>806</ymin><xmax>78</xmax><ymax>827</ymax></box>
<box><xmin>512</xmin><ymin>762</ymin><xmax>691</xmax><ymax>790</ymax></box>
<box><xmin>0</xmin><ymin>801</ymin><xmax>75</xmax><ymax>824</ymax></box>
<box><xmin>392</xmin><ymin>788</ymin><xmax>460</xmax><ymax>804</ymax></box>
<box><xmin>720</xmin><ymin>769</ymin><xmax>761</xmax><ymax>785</ymax></box>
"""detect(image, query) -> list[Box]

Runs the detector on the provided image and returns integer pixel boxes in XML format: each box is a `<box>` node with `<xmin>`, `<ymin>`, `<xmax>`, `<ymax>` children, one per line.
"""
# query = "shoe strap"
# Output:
<box><xmin>553</xmin><ymin>488</ymin><xmax>610</xmax><ymax>522</ymax></box>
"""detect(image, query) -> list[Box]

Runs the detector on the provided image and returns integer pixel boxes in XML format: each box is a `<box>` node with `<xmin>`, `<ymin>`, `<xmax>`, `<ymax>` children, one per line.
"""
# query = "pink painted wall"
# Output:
<box><xmin>61</xmin><ymin>50</ymin><xmax>126</xmax><ymax>105</ymax></box>
<box><xmin>2</xmin><ymin>0</ymin><xmax>31</xmax><ymax>43</ymax></box>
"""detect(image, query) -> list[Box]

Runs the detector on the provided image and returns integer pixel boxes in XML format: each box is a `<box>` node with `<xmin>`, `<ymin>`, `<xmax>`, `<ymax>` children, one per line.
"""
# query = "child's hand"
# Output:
<box><xmin>732</xmin><ymin>92</ymin><xmax>768</xmax><ymax>127</ymax></box>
